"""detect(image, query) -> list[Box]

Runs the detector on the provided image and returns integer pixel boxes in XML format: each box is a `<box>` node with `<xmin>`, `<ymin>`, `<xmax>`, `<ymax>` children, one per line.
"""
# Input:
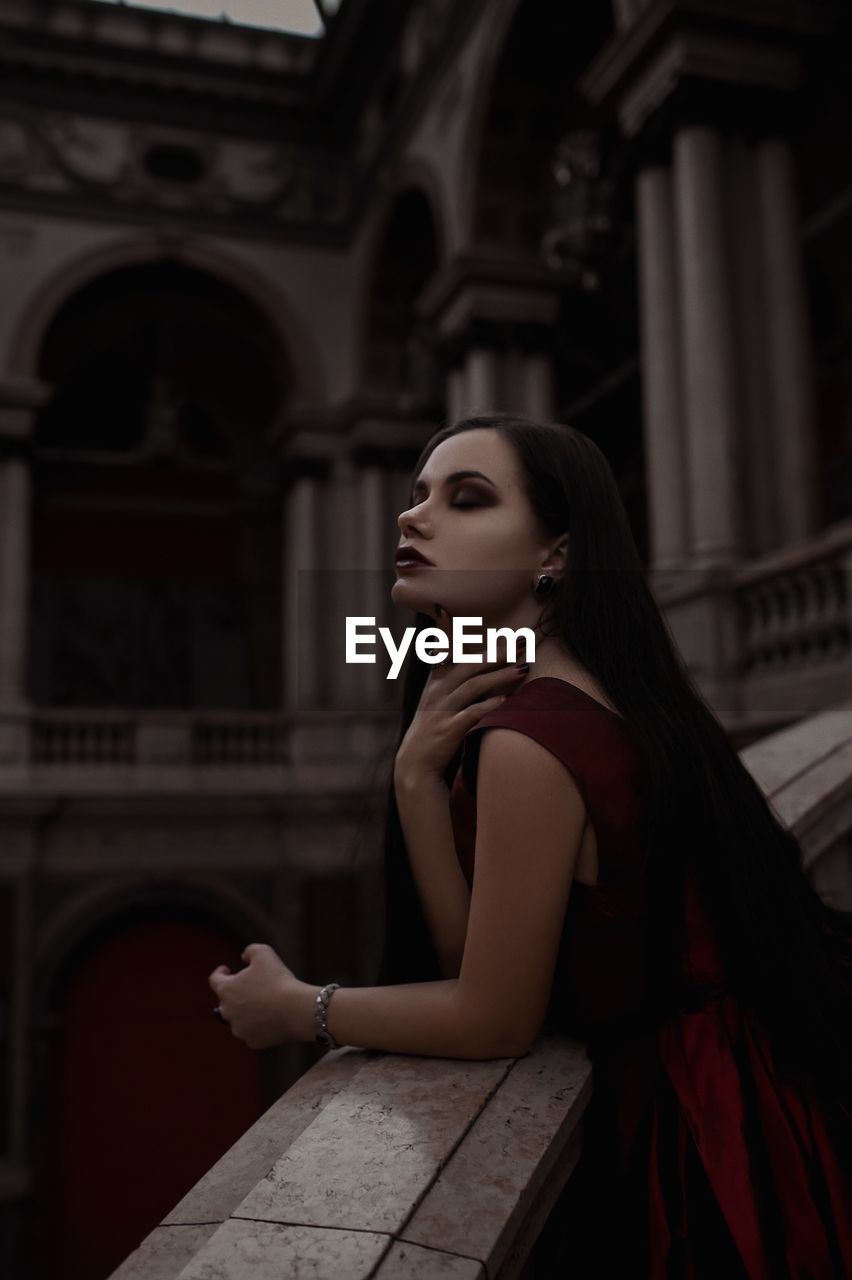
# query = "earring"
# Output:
<box><xmin>534</xmin><ymin>574</ymin><xmax>555</xmax><ymax>597</ymax></box>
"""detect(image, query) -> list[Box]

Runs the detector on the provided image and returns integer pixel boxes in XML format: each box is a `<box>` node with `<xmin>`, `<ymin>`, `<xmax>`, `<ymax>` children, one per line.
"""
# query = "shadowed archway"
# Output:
<box><xmin>30</xmin><ymin>260</ymin><xmax>287</xmax><ymax>709</ymax></box>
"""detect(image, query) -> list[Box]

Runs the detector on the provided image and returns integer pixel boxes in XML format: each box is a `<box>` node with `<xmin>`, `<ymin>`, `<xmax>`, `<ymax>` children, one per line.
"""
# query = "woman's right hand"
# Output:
<box><xmin>394</xmin><ymin>642</ymin><xmax>528</xmax><ymax>786</ymax></box>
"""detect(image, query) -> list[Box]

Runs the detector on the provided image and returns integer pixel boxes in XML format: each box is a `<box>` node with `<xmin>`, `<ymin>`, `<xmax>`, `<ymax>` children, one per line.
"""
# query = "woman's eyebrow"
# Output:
<box><xmin>411</xmin><ymin>469</ymin><xmax>497</xmax><ymax>495</ymax></box>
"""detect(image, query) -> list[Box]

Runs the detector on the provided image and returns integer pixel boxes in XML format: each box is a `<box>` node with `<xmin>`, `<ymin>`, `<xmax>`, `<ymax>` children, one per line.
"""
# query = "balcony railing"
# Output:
<box><xmin>106</xmin><ymin>694</ymin><xmax>852</xmax><ymax>1280</ymax></box>
<box><xmin>733</xmin><ymin>517</ymin><xmax>852</xmax><ymax>678</ymax></box>
<box><xmin>0</xmin><ymin>706</ymin><xmax>400</xmax><ymax>789</ymax></box>
<box><xmin>651</xmin><ymin>516</ymin><xmax>852</xmax><ymax>737</ymax></box>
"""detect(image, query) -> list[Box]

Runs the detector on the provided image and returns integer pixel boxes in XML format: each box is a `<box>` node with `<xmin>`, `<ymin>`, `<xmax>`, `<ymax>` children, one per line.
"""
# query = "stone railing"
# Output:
<box><xmin>111</xmin><ymin>1039</ymin><xmax>592</xmax><ymax>1280</ymax></box>
<box><xmin>652</xmin><ymin>516</ymin><xmax>852</xmax><ymax>738</ymax></box>
<box><xmin>0</xmin><ymin>706</ymin><xmax>400</xmax><ymax>788</ymax></box>
<box><xmin>741</xmin><ymin>693</ymin><xmax>852</xmax><ymax>910</ymax></box>
<box><xmin>732</xmin><ymin>517</ymin><xmax>852</xmax><ymax>711</ymax></box>
<box><xmin>106</xmin><ymin>696</ymin><xmax>852</xmax><ymax>1280</ymax></box>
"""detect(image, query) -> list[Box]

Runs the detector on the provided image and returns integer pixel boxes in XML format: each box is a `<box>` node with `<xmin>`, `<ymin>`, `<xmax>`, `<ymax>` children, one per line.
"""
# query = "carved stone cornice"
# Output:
<box><xmin>579</xmin><ymin>0</ymin><xmax>819</xmax><ymax>142</ymax></box>
<box><xmin>276</xmin><ymin>395</ymin><xmax>437</xmax><ymax>474</ymax></box>
<box><xmin>0</xmin><ymin>104</ymin><xmax>353</xmax><ymax>243</ymax></box>
<box><xmin>415</xmin><ymin>253</ymin><xmax>568</xmax><ymax>362</ymax></box>
<box><xmin>0</xmin><ymin>0</ymin><xmax>318</xmax><ymax>101</ymax></box>
<box><xmin>0</xmin><ymin>0</ymin><xmax>486</xmax><ymax>242</ymax></box>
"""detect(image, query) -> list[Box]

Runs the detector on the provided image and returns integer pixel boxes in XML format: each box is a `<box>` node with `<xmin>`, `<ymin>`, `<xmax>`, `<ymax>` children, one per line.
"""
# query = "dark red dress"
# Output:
<box><xmin>448</xmin><ymin>676</ymin><xmax>851</xmax><ymax>1279</ymax></box>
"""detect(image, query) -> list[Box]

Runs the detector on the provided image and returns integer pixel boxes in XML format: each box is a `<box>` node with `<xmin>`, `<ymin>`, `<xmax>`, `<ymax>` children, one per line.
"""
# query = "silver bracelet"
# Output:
<box><xmin>314</xmin><ymin>982</ymin><xmax>341</xmax><ymax>1050</ymax></box>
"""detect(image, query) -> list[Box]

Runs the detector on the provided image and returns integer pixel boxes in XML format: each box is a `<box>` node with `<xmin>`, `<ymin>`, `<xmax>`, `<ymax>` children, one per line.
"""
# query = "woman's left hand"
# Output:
<box><xmin>208</xmin><ymin>943</ymin><xmax>301</xmax><ymax>1050</ymax></box>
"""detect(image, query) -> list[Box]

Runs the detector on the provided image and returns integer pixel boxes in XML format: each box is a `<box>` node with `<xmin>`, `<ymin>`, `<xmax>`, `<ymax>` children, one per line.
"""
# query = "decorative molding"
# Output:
<box><xmin>418</xmin><ymin>252</ymin><xmax>570</xmax><ymax>338</ymax></box>
<box><xmin>0</xmin><ymin>0</ymin><xmax>488</xmax><ymax>243</ymax></box>
<box><xmin>0</xmin><ymin>104</ymin><xmax>353</xmax><ymax>236</ymax></box>
<box><xmin>580</xmin><ymin>0</ymin><xmax>808</xmax><ymax>139</ymax></box>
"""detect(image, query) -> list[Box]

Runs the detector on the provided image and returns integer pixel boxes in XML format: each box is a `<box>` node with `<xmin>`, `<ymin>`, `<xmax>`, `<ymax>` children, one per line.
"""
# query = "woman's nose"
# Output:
<box><xmin>398</xmin><ymin>506</ymin><xmax>425</xmax><ymax>534</ymax></box>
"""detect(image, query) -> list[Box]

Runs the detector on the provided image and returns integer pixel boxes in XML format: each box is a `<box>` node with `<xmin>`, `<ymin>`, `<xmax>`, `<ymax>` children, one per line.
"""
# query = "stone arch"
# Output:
<box><xmin>382</xmin><ymin>156</ymin><xmax>450</xmax><ymax>266</ymax></box>
<box><xmin>6</xmin><ymin>230</ymin><xmax>324</xmax><ymax>401</ymax></box>
<box><xmin>34</xmin><ymin>873</ymin><xmax>279</xmax><ymax>1013</ymax></box>
<box><xmin>33</xmin><ymin>876</ymin><xmax>276</xmax><ymax>1279</ymax></box>
<box><xmin>457</xmin><ymin>0</ymin><xmax>524</xmax><ymax>250</ymax></box>
<box><xmin>27</xmin><ymin>255</ymin><xmax>289</xmax><ymax>710</ymax></box>
<box><xmin>458</xmin><ymin>0</ymin><xmax>615</xmax><ymax>252</ymax></box>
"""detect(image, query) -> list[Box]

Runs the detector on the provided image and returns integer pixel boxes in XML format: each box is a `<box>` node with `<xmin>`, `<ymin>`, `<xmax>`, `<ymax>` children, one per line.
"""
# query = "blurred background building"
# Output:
<box><xmin>0</xmin><ymin>0</ymin><xmax>850</xmax><ymax>1275</ymax></box>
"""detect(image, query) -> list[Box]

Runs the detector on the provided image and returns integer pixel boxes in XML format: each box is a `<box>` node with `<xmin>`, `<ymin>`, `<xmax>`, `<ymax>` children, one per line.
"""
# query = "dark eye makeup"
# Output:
<box><xmin>407</xmin><ymin>485</ymin><xmax>488</xmax><ymax>509</ymax></box>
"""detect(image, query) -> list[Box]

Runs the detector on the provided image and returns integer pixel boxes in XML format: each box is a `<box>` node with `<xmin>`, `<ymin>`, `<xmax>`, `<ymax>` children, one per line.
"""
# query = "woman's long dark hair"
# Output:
<box><xmin>375</xmin><ymin>414</ymin><xmax>851</xmax><ymax>1126</ymax></box>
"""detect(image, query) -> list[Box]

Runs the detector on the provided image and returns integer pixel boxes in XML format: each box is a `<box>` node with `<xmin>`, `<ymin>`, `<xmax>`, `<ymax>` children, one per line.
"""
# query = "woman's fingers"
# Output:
<box><xmin>436</xmin><ymin>646</ymin><xmax>513</xmax><ymax>689</ymax></box>
<box><xmin>457</xmin><ymin>692</ymin><xmax>513</xmax><ymax>726</ymax></box>
<box><xmin>441</xmin><ymin>648</ymin><xmax>526</xmax><ymax>708</ymax></box>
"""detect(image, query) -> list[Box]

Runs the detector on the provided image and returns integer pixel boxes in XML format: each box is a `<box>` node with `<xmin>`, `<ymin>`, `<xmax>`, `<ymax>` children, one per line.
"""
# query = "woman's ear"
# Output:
<box><xmin>542</xmin><ymin>534</ymin><xmax>569</xmax><ymax>577</ymax></box>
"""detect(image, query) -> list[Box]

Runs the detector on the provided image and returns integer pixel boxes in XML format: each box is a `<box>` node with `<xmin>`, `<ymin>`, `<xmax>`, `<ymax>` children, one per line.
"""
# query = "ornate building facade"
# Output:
<box><xmin>0</xmin><ymin>1</ymin><xmax>850</xmax><ymax>1275</ymax></box>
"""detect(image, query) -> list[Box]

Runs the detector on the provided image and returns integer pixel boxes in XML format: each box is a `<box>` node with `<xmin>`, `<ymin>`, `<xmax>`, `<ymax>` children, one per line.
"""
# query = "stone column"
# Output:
<box><xmin>324</xmin><ymin>454</ymin><xmax>367</xmax><ymax>708</ymax></box>
<box><xmin>464</xmin><ymin>347</ymin><xmax>500</xmax><ymax>412</ymax></box>
<box><xmin>446</xmin><ymin>367</ymin><xmax>465</xmax><ymax>423</ymax></box>
<box><xmin>0</xmin><ymin>380</ymin><xmax>47</xmax><ymax>764</ymax></box>
<box><xmin>357</xmin><ymin>462</ymin><xmax>391</xmax><ymax>702</ymax></box>
<box><xmin>636</xmin><ymin>164</ymin><xmax>689</xmax><ymax>570</ymax></box>
<box><xmin>728</xmin><ymin>136</ymin><xmax>776</xmax><ymax>555</ymax></box>
<box><xmin>673</xmin><ymin>127</ymin><xmax>744</xmax><ymax>567</ymax></box>
<box><xmin>521</xmin><ymin>352</ymin><xmax>556</xmax><ymax>420</ymax></box>
<box><xmin>282</xmin><ymin>469</ymin><xmax>322</xmax><ymax>710</ymax></box>
<box><xmin>757</xmin><ymin>137</ymin><xmax>819</xmax><ymax>544</ymax></box>
<box><xmin>612</xmin><ymin>0</ymin><xmax>641</xmax><ymax>29</ymax></box>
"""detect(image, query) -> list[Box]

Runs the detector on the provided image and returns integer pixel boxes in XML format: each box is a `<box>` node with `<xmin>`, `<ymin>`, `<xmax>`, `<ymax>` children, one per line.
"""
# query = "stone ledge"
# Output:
<box><xmin>741</xmin><ymin>705</ymin><xmax>852</xmax><ymax>872</ymax></box>
<box><xmin>108</xmin><ymin>1037</ymin><xmax>592</xmax><ymax>1280</ymax></box>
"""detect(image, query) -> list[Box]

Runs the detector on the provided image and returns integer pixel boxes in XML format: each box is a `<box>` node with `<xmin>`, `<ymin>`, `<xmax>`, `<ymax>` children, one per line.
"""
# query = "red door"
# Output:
<box><xmin>41</xmin><ymin>913</ymin><xmax>266</xmax><ymax>1280</ymax></box>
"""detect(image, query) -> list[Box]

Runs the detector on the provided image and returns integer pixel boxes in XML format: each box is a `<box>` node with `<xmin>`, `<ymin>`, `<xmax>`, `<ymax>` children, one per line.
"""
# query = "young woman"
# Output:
<box><xmin>210</xmin><ymin>414</ymin><xmax>851</xmax><ymax>1277</ymax></box>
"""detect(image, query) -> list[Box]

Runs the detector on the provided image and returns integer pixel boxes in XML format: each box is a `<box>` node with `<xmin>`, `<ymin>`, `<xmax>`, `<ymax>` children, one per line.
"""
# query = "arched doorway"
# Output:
<box><xmin>37</xmin><ymin>905</ymin><xmax>266</xmax><ymax>1280</ymax></box>
<box><xmin>29</xmin><ymin>260</ymin><xmax>286</xmax><ymax>709</ymax></box>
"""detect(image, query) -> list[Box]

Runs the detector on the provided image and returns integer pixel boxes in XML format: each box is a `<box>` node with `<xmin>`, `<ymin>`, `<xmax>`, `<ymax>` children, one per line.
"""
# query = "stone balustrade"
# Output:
<box><xmin>733</xmin><ymin>517</ymin><xmax>852</xmax><ymax>680</ymax></box>
<box><xmin>652</xmin><ymin>516</ymin><xmax>852</xmax><ymax>735</ymax></box>
<box><xmin>0</xmin><ymin>706</ymin><xmax>400</xmax><ymax>788</ymax></box>
<box><xmin>104</xmin><ymin>695</ymin><xmax>852</xmax><ymax>1280</ymax></box>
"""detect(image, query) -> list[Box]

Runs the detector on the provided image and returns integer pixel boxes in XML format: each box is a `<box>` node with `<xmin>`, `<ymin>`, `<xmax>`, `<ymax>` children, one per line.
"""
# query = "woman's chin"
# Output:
<box><xmin>391</xmin><ymin>578</ymin><xmax>433</xmax><ymax>614</ymax></box>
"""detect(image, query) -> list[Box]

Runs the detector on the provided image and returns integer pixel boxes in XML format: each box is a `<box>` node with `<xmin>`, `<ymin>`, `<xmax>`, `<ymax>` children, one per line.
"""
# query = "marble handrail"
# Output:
<box><xmin>110</xmin><ymin>1037</ymin><xmax>592</xmax><ymax>1280</ymax></box>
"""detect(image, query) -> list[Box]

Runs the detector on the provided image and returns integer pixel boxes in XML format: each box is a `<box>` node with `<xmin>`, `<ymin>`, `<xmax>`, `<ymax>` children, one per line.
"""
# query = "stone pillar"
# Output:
<box><xmin>0</xmin><ymin>380</ymin><xmax>47</xmax><ymax>763</ymax></box>
<box><xmin>446</xmin><ymin>367</ymin><xmax>465</xmax><ymax>423</ymax></box>
<box><xmin>324</xmin><ymin>454</ymin><xmax>364</xmax><ymax>708</ymax></box>
<box><xmin>757</xmin><ymin>137</ymin><xmax>820</xmax><ymax>544</ymax></box>
<box><xmin>356</xmin><ymin>462</ymin><xmax>391</xmax><ymax>702</ymax></box>
<box><xmin>457</xmin><ymin>340</ymin><xmax>554</xmax><ymax>419</ymax></box>
<box><xmin>464</xmin><ymin>347</ymin><xmax>499</xmax><ymax>412</ymax></box>
<box><xmin>423</xmin><ymin>270</ymin><xmax>562</xmax><ymax>424</ymax></box>
<box><xmin>636</xmin><ymin>164</ymin><xmax>689</xmax><ymax>570</ymax></box>
<box><xmin>282</xmin><ymin>469</ymin><xmax>322</xmax><ymax>710</ymax></box>
<box><xmin>0</xmin><ymin>455</ymin><xmax>30</xmax><ymax>705</ymax></box>
<box><xmin>673</xmin><ymin>127</ymin><xmax>744</xmax><ymax>567</ymax></box>
<box><xmin>521</xmin><ymin>352</ymin><xmax>556</xmax><ymax>420</ymax></box>
<box><xmin>728</xmin><ymin>136</ymin><xmax>776</xmax><ymax>556</ymax></box>
<box><xmin>612</xmin><ymin>0</ymin><xmax>641</xmax><ymax>29</ymax></box>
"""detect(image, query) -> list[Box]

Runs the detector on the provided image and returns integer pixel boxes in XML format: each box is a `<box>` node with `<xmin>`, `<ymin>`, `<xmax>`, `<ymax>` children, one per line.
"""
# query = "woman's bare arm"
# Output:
<box><xmin>394</xmin><ymin>764</ymin><xmax>471</xmax><ymax>979</ymax></box>
<box><xmin>281</xmin><ymin>726</ymin><xmax>587</xmax><ymax>1061</ymax></box>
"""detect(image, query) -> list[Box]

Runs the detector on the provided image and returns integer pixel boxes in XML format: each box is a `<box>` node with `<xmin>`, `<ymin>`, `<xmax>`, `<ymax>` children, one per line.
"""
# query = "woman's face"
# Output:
<box><xmin>392</xmin><ymin>428</ymin><xmax>564</xmax><ymax>630</ymax></box>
